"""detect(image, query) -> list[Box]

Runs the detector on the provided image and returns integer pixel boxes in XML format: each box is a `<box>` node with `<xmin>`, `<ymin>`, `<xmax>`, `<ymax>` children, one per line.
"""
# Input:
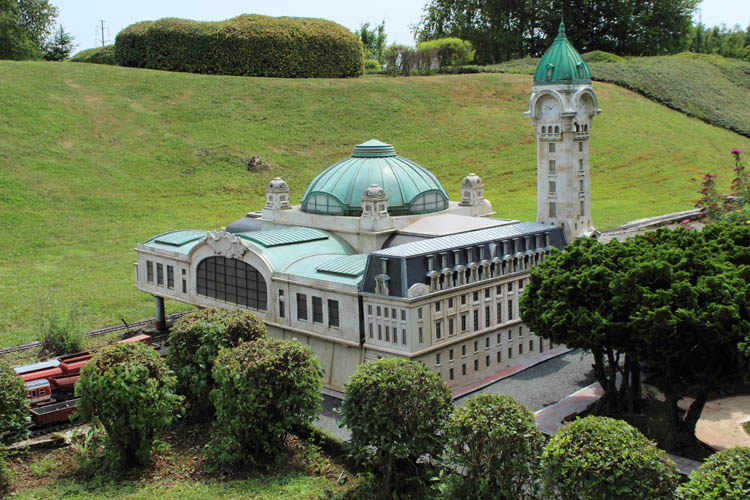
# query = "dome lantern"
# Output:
<box><xmin>533</xmin><ymin>22</ymin><xmax>591</xmax><ymax>86</ymax></box>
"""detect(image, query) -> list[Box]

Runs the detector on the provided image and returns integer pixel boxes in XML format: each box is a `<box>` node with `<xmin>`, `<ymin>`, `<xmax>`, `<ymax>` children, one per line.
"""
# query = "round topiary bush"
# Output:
<box><xmin>209</xmin><ymin>337</ymin><xmax>323</xmax><ymax>466</ymax></box>
<box><xmin>75</xmin><ymin>342</ymin><xmax>181</xmax><ymax>468</ymax></box>
<box><xmin>442</xmin><ymin>393</ymin><xmax>544</xmax><ymax>500</ymax></box>
<box><xmin>540</xmin><ymin>416</ymin><xmax>678</xmax><ymax>500</ymax></box>
<box><xmin>340</xmin><ymin>358</ymin><xmax>453</xmax><ymax>498</ymax></box>
<box><xmin>115</xmin><ymin>14</ymin><xmax>364</xmax><ymax>78</ymax></box>
<box><xmin>69</xmin><ymin>45</ymin><xmax>116</xmax><ymax>65</ymax></box>
<box><xmin>0</xmin><ymin>360</ymin><xmax>29</xmax><ymax>445</ymax></box>
<box><xmin>167</xmin><ymin>308</ymin><xmax>265</xmax><ymax>421</ymax></box>
<box><xmin>675</xmin><ymin>446</ymin><xmax>750</xmax><ymax>500</ymax></box>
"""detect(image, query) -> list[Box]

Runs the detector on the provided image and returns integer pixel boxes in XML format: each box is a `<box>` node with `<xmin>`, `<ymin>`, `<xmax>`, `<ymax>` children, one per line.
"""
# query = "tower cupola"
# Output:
<box><xmin>533</xmin><ymin>22</ymin><xmax>591</xmax><ymax>86</ymax></box>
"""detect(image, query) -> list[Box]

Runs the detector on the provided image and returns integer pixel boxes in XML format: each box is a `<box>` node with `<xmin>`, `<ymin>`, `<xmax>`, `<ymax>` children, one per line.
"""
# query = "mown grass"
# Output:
<box><xmin>483</xmin><ymin>52</ymin><xmax>750</xmax><ymax>137</ymax></box>
<box><xmin>1</xmin><ymin>61</ymin><xmax>748</xmax><ymax>346</ymax></box>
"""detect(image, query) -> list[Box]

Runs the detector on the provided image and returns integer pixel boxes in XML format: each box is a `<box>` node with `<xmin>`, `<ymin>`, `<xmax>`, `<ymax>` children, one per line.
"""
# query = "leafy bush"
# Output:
<box><xmin>581</xmin><ymin>50</ymin><xmax>624</xmax><ymax>63</ymax></box>
<box><xmin>167</xmin><ymin>308</ymin><xmax>265</xmax><ymax>421</ymax></box>
<box><xmin>364</xmin><ymin>59</ymin><xmax>380</xmax><ymax>71</ymax></box>
<box><xmin>540</xmin><ymin>416</ymin><xmax>678</xmax><ymax>500</ymax></box>
<box><xmin>417</xmin><ymin>37</ymin><xmax>474</xmax><ymax>71</ymax></box>
<box><xmin>0</xmin><ymin>360</ymin><xmax>29</xmax><ymax>445</ymax></box>
<box><xmin>442</xmin><ymin>394</ymin><xmax>543</xmax><ymax>500</ymax></box>
<box><xmin>209</xmin><ymin>337</ymin><xmax>323</xmax><ymax>466</ymax></box>
<box><xmin>0</xmin><ymin>446</ymin><xmax>10</xmax><ymax>497</ymax></box>
<box><xmin>75</xmin><ymin>342</ymin><xmax>181</xmax><ymax>468</ymax></box>
<box><xmin>385</xmin><ymin>44</ymin><xmax>416</xmax><ymax>76</ymax></box>
<box><xmin>115</xmin><ymin>15</ymin><xmax>364</xmax><ymax>78</ymax></box>
<box><xmin>35</xmin><ymin>295</ymin><xmax>84</xmax><ymax>356</ymax></box>
<box><xmin>69</xmin><ymin>45</ymin><xmax>115</xmax><ymax>65</ymax></box>
<box><xmin>340</xmin><ymin>358</ymin><xmax>453</xmax><ymax>498</ymax></box>
<box><xmin>675</xmin><ymin>447</ymin><xmax>750</xmax><ymax>500</ymax></box>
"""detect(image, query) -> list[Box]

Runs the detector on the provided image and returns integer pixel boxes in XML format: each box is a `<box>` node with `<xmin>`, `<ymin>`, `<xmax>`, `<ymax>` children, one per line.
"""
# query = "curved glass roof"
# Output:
<box><xmin>301</xmin><ymin>139</ymin><xmax>449</xmax><ymax>216</ymax></box>
<box><xmin>534</xmin><ymin>22</ymin><xmax>591</xmax><ymax>85</ymax></box>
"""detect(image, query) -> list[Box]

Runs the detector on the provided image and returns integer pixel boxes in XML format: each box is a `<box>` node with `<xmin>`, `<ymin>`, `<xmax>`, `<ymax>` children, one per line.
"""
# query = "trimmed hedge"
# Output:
<box><xmin>115</xmin><ymin>14</ymin><xmax>364</xmax><ymax>78</ymax></box>
<box><xmin>675</xmin><ymin>447</ymin><xmax>750</xmax><ymax>500</ymax></box>
<box><xmin>70</xmin><ymin>45</ymin><xmax>116</xmax><ymax>65</ymax></box>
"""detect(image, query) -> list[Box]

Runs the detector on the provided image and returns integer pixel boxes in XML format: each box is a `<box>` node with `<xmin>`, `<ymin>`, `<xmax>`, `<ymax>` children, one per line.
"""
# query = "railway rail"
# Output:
<box><xmin>0</xmin><ymin>311</ymin><xmax>190</xmax><ymax>357</ymax></box>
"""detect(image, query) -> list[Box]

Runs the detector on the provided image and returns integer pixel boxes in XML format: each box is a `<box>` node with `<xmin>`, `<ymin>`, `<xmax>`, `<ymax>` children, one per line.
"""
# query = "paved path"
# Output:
<box><xmin>314</xmin><ymin>349</ymin><xmax>596</xmax><ymax>441</ymax></box>
<box><xmin>696</xmin><ymin>395</ymin><xmax>750</xmax><ymax>450</ymax></box>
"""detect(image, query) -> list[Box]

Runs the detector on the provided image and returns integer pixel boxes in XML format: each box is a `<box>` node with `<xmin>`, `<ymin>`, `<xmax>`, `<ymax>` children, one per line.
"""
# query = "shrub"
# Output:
<box><xmin>115</xmin><ymin>15</ymin><xmax>364</xmax><ymax>78</ymax></box>
<box><xmin>442</xmin><ymin>394</ymin><xmax>543</xmax><ymax>500</ymax></box>
<box><xmin>35</xmin><ymin>295</ymin><xmax>84</xmax><ymax>356</ymax></box>
<box><xmin>0</xmin><ymin>447</ymin><xmax>9</xmax><ymax>497</ymax></box>
<box><xmin>75</xmin><ymin>342</ymin><xmax>181</xmax><ymax>468</ymax></box>
<box><xmin>0</xmin><ymin>360</ymin><xmax>29</xmax><ymax>445</ymax></box>
<box><xmin>167</xmin><ymin>308</ymin><xmax>265</xmax><ymax>421</ymax></box>
<box><xmin>364</xmin><ymin>59</ymin><xmax>380</xmax><ymax>71</ymax></box>
<box><xmin>340</xmin><ymin>358</ymin><xmax>453</xmax><ymax>498</ymax></box>
<box><xmin>209</xmin><ymin>337</ymin><xmax>323</xmax><ymax>466</ymax></box>
<box><xmin>417</xmin><ymin>38</ymin><xmax>474</xmax><ymax>71</ymax></box>
<box><xmin>540</xmin><ymin>416</ymin><xmax>678</xmax><ymax>500</ymax></box>
<box><xmin>582</xmin><ymin>50</ymin><xmax>624</xmax><ymax>63</ymax></box>
<box><xmin>675</xmin><ymin>447</ymin><xmax>750</xmax><ymax>500</ymax></box>
<box><xmin>385</xmin><ymin>44</ymin><xmax>416</xmax><ymax>76</ymax></box>
<box><xmin>69</xmin><ymin>45</ymin><xmax>116</xmax><ymax>65</ymax></box>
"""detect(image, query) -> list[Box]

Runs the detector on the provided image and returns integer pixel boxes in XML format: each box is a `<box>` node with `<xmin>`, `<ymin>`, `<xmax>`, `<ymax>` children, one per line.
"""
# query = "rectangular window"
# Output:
<box><xmin>579</xmin><ymin>158</ymin><xmax>584</xmax><ymax>171</ymax></box>
<box><xmin>486</xmin><ymin>355</ymin><xmax>490</xmax><ymax>367</ymax></box>
<box><xmin>519</xmin><ymin>344</ymin><xmax>523</xmax><ymax>355</ymax></box>
<box><xmin>449</xmin><ymin>349</ymin><xmax>454</xmax><ymax>361</ymax></box>
<box><xmin>473</xmin><ymin>291</ymin><xmax>479</xmax><ymax>302</ymax></box>
<box><xmin>167</xmin><ymin>265</ymin><xmax>174</xmax><ymax>289</ymax></box>
<box><xmin>462</xmin><ymin>345</ymin><xmax>466</xmax><ymax>356</ymax></box>
<box><xmin>419</xmin><ymin>327</ymin><xmax>423</xmax><ymax>343</ymax></box>
<box><xmin>369</xmin><ymin>324</ymin><xmax>374</xmax><ymax>338</ymax></box>
<box><xmin>377</xmin><ymin>306</ymin><xmax>381</xmax><ymax>317</ymax></box>
<box><xmin>462</xmin><ymin>364</ymin><xmax>467</xmax><ymax>375</ymax></box>
<box><xmin>378</xmin><ymin>325</ymin><xmax>382</xmax><ymax>340</ymax></box>
<box><xmin>449</xmin><ymin>318</ymin><xmax>454</xmax><ymax>335</ymax></box>
<box><xmin>449</xmin><ymin>368</ymin><xmax>454</xmax><ymax>380</ymax></box>
<box><xmin>549</xmin><ymin>180</ymin><xmax>556</xmax><ymax>193</ymax></box>
<box><xmin>312</xmin><ymin>297</ymin><xmax>323</xmax><ymax>324</ymax></box>
<box><xmin>401</xmin><ymin>310</ymin><xmax>406</xmax><ymax>321</ymax></box>
<box><xmin>518</xmin><ymin>280</ymin><xmax>524</xmax><ymax>290</ymax></box>
<box><xmin>448</xmin><ymin>297</ymin><xmax>453</xmax><ymax>308</ymax></box>
<box><xmin>497</xmin><ymin>333</ymin><xmax>502</xmax><ymax>345</ymax></box>
<box><xmin>549</xmin><ymin>202</ymin><xmax>556</xmax><ymax>218</ymax></box>
<box><xmin>530</xmin><ymin>339</ymin><xmax>534</xmax><ymax>351</ymax></box>
<box><xmin>297</xmin><ymin>293</ymin><xmax>308</xmax><ymax>321</ymax></box>
<box><xmin>368</xmin><ymin>305</ymin><xmax>373</xmax><ymax>315</ymax></box>
<box><xmin>579</xmin><ymin>179</ymin><xmax>584</xmax><ymax>191</ymax></box>
<box><xmin>474</xmin><ymin>359</ymin><xmax>479</xmax><ymax>371</ymax></box>
<box><xmin>435</xmin><ymin>301</ymin><xmax>441</xmax><ymax>313</ymax></box>
<box><xmin>392</xmin><ymin>308</ymin><xmax>397</xmax><ymax>319</ymax></box>
<box><xmin>156</xmin><ymin>263</ymin><xmax>164</xmax><ymax>286</ymax></box>
<box><xmin>392</xmin><ymin>329</ymin><xmax>397</xmax><ymax>344</ymax></box>
<box><xmin>473</xmin><ymin>310</ymin><xmax>479</xmax><ymax>331</ymax></box>
<box><xmin>497</xmin><ymin>302</ymin><xmax>502</xmax><ymax>324</ymax></box>
<box><xmin>485</xmin><ymin>337</ymin><xmax>490</xmax><ymax>349</ymax></box>
<box><xmin>328</xmin><ymin>299</ymin><xmax>339</xmax><ymax>327</ymax></box>
<box><xmin>181</xmin><ymin>269</ymin><xmax>186</xmax><ymax>293</ymax></box>
<box><xmin>549</xmin><ymin>159</ymin><xmax>556</xmax><ymax>172</ymax></box>
<box><xmin>474</xmin><ymin>340</ymin><xmax>478</xmax><ymax>353</ymax></box>
<box><xmin>146</xmin><ymin>261</ymin><xmax>154</xmax><ymax>283</ymax></box>
<box><xmin>485</xmin><ymin>288</ymin><xmax>490</xmax><ymax>299</ymax></box>
<box><xmin>402</xmin><ymin>329</ymin><xmax>407</xmax><ymax>345</ymax></box>
<box><xmin>508</xmin><ymin>330</ymin><xmax>512</xmax><ymax>340</ymax></box>
<box><xmin>497</xmin><ymin>351</ymin><xmax>502</xmax><ymax>362</ymax></box>
<box><xmin>384</xmin><ymin>308</ymin><xmax>389</xmax><ymax>318</ymax></box>
<box><xmin>519</xmin><ymin>326</ymin><xmax>523</xmax><ymax>336</ymax></box>
<box><xmin>279</xmin><ymin>299</ymin><xmax>285</xmax><ymax>318</ymax></box>
<box><xmin>508</xmin><ymin>347</ymin><xmax>513</xmax><ymax>359</ymax></box>
<box><xmin>549</xmin><ymin>142</ymin><xmax>555</xmax><ymax>153</ymax></box>
<box><xmin>461</xmin><ymin>314</ymin><xmax>467</xmax><ymax>331</ymax></box>
<box><xmin>436</xmin><ymin>353</ymin><xmax>441</xmax><ymax>366</ymax></box>
<box><xmin>579</xmin><ymin>142</ymin><xmax>583</xmax><ymax>152</ymax></box>
<box><xmin>417</xmin><ymin>307</ymin><xmax>423</xmax><ymax>320</ymax></box>
<box><xmin>461</xmin><ymin>294</ymin><xmax>467</xmax><ymax>305</ymax></box>
<box><xmin>508</xmin><ymin>282</ymin><xmax>513</xmax><ymax>292</ymax></box>
<box><xmin>385</xmin><ymin>326</ymin><xmax>390</xmax><ymax>342</ymax></box>
<box><xmin>485</xmin><ymin>306</ymin><xmax>490</xmax><ymax>328</ymax></box>
<box><xmin>508</xmin><ymin>300</ymin><xmax>513</xmax><ymax>320</ymax></box>
<box><xmin>580</xmin><ymin>200</ymin><xmax>585</xmax><ymax>216</ymax></box>
<box><xmin>496</xmin><ymin>285</ymin><xmax>502</xmax><ymax>295</ymax></box>
<box><xmin>435</xmin><ymin>322</ymin><xmax>442</xmax><ymax>339</ymax></box>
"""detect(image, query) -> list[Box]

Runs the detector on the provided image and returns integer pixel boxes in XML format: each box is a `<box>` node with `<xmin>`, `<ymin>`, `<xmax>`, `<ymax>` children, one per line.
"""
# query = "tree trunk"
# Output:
<box><xmin>662</xmin><ymin>387</ymin><xmax>709</xmax><ymax>453</ymax></box>
<box><xmin>592</xmin><ymin>347</ymin><xmax>622</xmax><ymax>414</ymax></box>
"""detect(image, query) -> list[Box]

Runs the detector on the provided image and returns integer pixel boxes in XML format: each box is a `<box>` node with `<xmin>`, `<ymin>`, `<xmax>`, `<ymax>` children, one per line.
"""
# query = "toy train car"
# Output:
<box><xmin>13</xmin><ymin>334</ymin><xmax>154</xmax><ymax>426</ymax></box>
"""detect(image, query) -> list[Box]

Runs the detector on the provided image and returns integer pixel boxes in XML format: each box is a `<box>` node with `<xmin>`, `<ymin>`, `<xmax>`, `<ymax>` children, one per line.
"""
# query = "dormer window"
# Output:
<box><xmin>545</xmin><ymin>63</ymin><xmax>554</xmax><ymax>80</ymax></box>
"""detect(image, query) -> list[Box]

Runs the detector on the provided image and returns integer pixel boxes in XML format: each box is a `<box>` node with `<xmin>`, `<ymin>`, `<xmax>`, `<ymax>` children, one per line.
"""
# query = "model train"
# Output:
<box><xmin>13</xmin><ymin>334</ymin><xmax>154</xmax><ymax>426</ymax></box>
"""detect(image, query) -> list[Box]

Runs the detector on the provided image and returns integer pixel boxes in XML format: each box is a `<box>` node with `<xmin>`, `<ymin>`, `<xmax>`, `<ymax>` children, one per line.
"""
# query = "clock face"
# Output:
<box><xmin>540</xmin><ymin>98</ymin><xmax>561</xmax><ymax>121</ymax></box>
<box><xmin>575</xmin><ymin>99</ymin><xmax>591</xmax><ymax>123</ymax></box>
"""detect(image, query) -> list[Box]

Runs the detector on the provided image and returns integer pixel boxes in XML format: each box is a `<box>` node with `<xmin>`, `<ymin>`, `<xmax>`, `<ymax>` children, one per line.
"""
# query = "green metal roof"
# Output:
<box><xmin>284</xmin><ymin>254</ymin><xmax>365</xmax><ymax>287</ymax></box>
<box><xmin>316</xmin><ymin>254</ymin><xmax>368</xmax><ymax>277</ymax></box>
<box><xmin>143</xmin><ymin>230</ymin><xmax>208</xmax><ymax>254</ymax></box>
<box><xmin>534</xmin><ymin>22</ymin><xmax>591</xmax><ymax>86</ymax></box>
<box><xmin>237</xmin><ymin>227</ymin><xmax>328</xmax><ymax>247</ymax></box>
<box><xmin>301</xmin><ymin>140</ymin><xmax>449</xmax><ymax>216</ymax></box>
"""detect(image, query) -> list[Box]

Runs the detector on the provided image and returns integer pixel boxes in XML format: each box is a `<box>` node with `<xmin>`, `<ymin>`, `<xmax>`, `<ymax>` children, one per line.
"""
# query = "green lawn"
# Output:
<box><xmin>1</xmin><ymin>61</ymin><xmax>748</xmax><ymax>346</ymax></box>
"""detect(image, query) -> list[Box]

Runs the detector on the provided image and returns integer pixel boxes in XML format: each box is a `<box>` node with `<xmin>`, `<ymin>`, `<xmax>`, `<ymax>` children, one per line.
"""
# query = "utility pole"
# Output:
<box><xmin>98</xmin><ymin>20</ymin><xmax>109</xmax><ymax>47</ymax></box>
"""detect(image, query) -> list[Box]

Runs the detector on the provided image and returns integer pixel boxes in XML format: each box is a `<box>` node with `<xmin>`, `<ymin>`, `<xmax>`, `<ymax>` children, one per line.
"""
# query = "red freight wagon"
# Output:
<box><xmin>15</xmin><ymin>360</ymin><xmax>64</xmax><ymax>383</ymax></box>
<box><xmin>31</xmin><ymin>399</ymin><xmax>79</xmax><ymax>426</ymax></box>
<box><xmin>58</xmin><ymin>352</ymin><xmax>94</xmax><ymax>374</ymax></box>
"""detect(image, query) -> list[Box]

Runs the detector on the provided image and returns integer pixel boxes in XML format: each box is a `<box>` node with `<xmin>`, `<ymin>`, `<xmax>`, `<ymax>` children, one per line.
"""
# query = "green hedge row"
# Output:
<box><xmin>115</xmin><ymin>15</ymin><xmax>364</xmax><ymax>78</ymax></box>
<box><xmin>69</xmin><ymin>45</ymin><xmax>116</xmax><ymax>65</ymax></box>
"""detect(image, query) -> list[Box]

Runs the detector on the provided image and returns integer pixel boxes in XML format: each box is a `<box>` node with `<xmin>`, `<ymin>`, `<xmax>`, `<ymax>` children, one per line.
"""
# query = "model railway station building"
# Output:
<box><xmin>133</xmin><ymin>24</ymin><xmax>600</xmax><ymax>392</ymax></box>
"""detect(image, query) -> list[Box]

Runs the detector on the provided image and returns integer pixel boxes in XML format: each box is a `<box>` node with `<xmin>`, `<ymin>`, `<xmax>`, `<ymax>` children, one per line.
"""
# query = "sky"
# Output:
<box><xmin>54</xmin><ymin>0</ymin><xmax>750</xmax><ymax>53</ymax></box>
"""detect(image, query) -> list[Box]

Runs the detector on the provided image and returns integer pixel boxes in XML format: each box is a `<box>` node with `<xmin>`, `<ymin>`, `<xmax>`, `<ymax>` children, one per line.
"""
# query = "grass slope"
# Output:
<box><xmin>1</xmin><ymin>61</ymin><xmax>748</xmax><ymax>346</ymax></box>
<box><xmin>483</xmin><ymin>52</ymin><xmax>750</xmax><ymax>137</ymax></box>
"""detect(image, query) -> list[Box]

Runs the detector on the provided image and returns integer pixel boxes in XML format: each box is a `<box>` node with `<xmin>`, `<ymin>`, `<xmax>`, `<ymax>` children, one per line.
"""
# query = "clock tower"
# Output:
<box><xmin>524</xmin><ymin>22</ymin><xmax>601</xmax><ymax>243</ymax></box>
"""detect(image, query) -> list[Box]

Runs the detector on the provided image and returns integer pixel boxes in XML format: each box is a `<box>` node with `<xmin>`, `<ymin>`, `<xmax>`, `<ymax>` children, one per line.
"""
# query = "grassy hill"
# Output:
<box><xmin>482</xmin><ymin>52</ymin><xmax>750</xmax><ymax>137</ymax></box>
<box><xmin>1</xmin><ymin>61</ymin><xmax>748</xmax><ymax>346</ymax></box>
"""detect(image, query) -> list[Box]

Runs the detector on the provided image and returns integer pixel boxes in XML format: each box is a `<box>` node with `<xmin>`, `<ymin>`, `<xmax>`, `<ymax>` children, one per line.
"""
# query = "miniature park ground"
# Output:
<box><xmin>1</xmin><ymin>56</ymin><xmax>750</xmax><ymax>498</ymax></box>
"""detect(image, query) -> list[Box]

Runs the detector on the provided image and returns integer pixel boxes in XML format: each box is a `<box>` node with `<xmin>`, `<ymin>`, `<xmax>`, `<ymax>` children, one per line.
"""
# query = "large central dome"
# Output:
<box><xmin>301</xmin><ymin>140</ymin><xmax>449</xmax><ymax>216</ymax></box>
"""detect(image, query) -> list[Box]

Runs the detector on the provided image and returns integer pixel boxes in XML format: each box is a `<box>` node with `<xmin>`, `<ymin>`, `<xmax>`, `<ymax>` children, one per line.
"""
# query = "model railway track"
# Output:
<box><xmin>0</xmin><ymin>311</ymin><xmax>190</xmax><ymax>356</ymax></box>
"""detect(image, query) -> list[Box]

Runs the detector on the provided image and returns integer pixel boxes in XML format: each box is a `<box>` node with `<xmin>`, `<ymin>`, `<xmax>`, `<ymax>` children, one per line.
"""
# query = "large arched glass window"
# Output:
<box><xmin>302</xmin><ymin>193</ymin><xmax>345</xmax><ymax>215</ymax></box>
<box><xmin>196</xmin><ymin>257</ymin><xmax>267</xmax><ymax>310</ymax></box>
<box><xmin>410</xmin><ymin>191</ymin><xmax>448</xmax><ymax>214</ymax></box>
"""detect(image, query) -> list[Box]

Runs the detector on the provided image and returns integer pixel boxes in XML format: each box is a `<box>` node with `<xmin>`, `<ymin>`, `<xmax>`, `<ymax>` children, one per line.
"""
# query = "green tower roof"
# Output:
<box><xmin>301</xmin><ymin>140</ymin><xmax>449</xmax><ymax>217</ymax></box>
<box><xmin>533</xmin><ymin>22</ymin><xmax>591</xmax><ymax>85</ymax></box>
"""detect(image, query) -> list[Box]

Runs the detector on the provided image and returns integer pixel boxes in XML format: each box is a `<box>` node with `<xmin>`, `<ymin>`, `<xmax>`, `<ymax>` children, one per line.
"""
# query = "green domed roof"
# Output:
<box><xmin>533</xmin><ymin>22</ymin><xmax>591</xmax><ymax>85</ymax></box>
<box><xmin>301</xmin><ymin>140</ymin><xmax>449</xmax><ymax>217</ymax></box>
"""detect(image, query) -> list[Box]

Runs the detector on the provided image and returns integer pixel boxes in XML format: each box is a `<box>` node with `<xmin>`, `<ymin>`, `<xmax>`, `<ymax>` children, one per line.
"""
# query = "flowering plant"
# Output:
<box><xmin>695</xmin><ymin>149</ymin><xmax>749</xmax><ymax>223</ymax></box>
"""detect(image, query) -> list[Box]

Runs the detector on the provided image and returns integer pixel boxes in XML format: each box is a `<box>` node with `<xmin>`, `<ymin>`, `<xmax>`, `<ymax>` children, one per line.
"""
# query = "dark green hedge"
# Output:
<box><xmin>115</xmin><ymin>15</ymin><xmax>364</xmax><ymax>78</ymax></box>
<box><xmin>69</xmin><ymin>45</ymin><xmax>116</xmax><ymax>65</ymax></box>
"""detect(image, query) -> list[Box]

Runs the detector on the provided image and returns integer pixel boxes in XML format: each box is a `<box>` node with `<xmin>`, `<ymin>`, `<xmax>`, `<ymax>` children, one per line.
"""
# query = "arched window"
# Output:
<box><xmin>554</xmin><ymin>125</ymin><xmax>560</xmax><ymax>133</ymax></box>
<box><xmin>303</xmin><ymin>193</ymin><xmax>345</xmax><ymax>215</ymax></box>
<box><xmin>197</xmin><ymin>256</ymin><xmax>267</xmax><ymax>310</ymax></box>
<box><xmin>410</xmin><ymin>191</ymin><xmax>448</xmax><ymax>214</ymax></box>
